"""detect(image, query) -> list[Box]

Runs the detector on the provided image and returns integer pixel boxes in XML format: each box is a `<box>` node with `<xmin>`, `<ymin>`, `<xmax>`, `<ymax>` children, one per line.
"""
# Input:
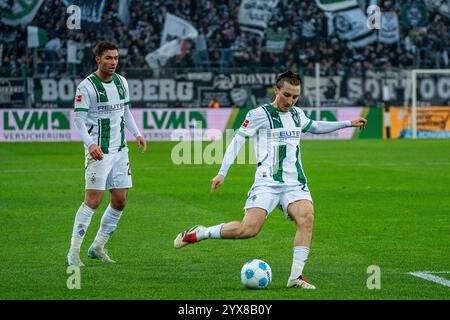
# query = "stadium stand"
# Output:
<box><xmin>1</xmin><ymin>0</ymin><xmax>449</xmax><ymax>78</ymax></box>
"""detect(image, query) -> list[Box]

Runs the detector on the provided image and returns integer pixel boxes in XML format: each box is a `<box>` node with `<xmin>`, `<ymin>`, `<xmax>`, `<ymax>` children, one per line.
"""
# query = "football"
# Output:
<box><xmin>240</xmin><ymin>259</ymin><xmax>272</xmax><ymax>289</ymax></box>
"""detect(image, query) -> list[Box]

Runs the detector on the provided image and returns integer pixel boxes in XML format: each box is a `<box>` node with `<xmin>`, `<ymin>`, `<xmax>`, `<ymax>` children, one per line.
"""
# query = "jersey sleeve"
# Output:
<box><xmin>298</xmin><ymin>108</ymin><xmax>314</xmax><ymax>133</ymax></box>
<box><xmin>120</xmin><ymin>75</ymin><xmax>131</xmax><ymax>107</ymax></box>
<box><xmin>236</xmin><ymin>108</ymin><xmax>268</xmax><ymax>138</ymax></box>
<box><xmin>74</xmin><ymin>82</ymin><xmax>91</xmax><ymax>113</ymax></box>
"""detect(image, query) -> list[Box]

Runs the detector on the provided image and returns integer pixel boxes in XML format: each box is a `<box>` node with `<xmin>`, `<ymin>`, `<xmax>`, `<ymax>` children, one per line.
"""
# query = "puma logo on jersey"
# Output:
<box><xmin>99</xmin><ymin>92</ymin><xmax>106</xmax><ymax>96</ymax></box>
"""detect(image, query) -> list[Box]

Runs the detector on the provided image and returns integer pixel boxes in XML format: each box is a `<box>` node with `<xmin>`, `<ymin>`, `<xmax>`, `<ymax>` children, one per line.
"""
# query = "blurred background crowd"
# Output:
<box><xmin>1</xmin><ymin>0</ymin><xmax>449</xmax><ymax>78</ymax></box>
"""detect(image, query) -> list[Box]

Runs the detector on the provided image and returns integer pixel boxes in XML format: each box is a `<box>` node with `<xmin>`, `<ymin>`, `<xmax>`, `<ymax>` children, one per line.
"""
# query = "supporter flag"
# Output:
<box><xmin>118</xmin><ymin>0</ymin><xmax>130</xmax><ymax>25</ymax></box>
<box><xmin>145</xmin><ymin>39</ymin><xmax>182</xmax><ymax>71</ymax></box>
<box><xmin>73</xmin><ymin>0</ymin><xmax>106</xmax><ymax>30</ymax></box>
<box><xmin>238</xmin><ymin>0</ymin><xmax>280</xmax><ymax>37</ymax></box>
<box><xmin>400</xmin><ymin>1</ymin><xmax>428</xmax><ymax>28</ymax></box>
<box><xmin>27</xmin><ymin>26</ymin><xmax>48</xmax><ymax>48</ymax></box>
<box><xmin>67</xmin><ymin>40</ymin><xmax>84</xmax><ymax>64</ymax></box>
<box><xmin>315</xmin><ymin>0</ymin><xmax>357</xmax><ymax>12</ymax></box>
<box><xmin>266</xmin><ymin>28</ymin><xmax>287</xmax><ymax>53</ymax></box>
<box><xmin>328</xmin><ymin>7</ymin><xmax>377</xmax><ymax>48</ymax></box>
<box><xmin>379</xmin><ymin>12</ymin><xmax>400</xmax><ymax>44</ymax></box>
<box><xmin>1</xmin><ymin>0</ymin><xmax>44</xmax><ymax>26</ymax></box>
<box><xmin>424</xmin><ymin>0</ymin><xmax>450</xmax><ymax>18</ymax></box>
<box><xmin>302</xmin><ymin>21</ymin><xmax>316</xmax><ymax>38</ymax></box>
<box><xmin>161</xmin><ymin>13</ymin><xmax>199</xmax><ymax>46</ymax></box>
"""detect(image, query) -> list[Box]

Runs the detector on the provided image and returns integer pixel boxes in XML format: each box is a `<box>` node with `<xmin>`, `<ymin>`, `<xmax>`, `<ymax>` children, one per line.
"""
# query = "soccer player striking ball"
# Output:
<box><xmin>67</xmin><ymin>42</ymin><xmax>147</xmax><ymax>266</ymax></box>
<box><xmin>174</xmin><ymin>71</ymin><xmax>367</xmax><ymax>289</ymax></box>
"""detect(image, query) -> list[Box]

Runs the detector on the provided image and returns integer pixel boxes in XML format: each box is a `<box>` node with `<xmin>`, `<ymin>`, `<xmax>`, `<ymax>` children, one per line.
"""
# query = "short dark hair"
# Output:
<box><xmin>276</xmin><ymin>71</ymin><xmax>302</xmax><ymax>88</ymax></box>
<box><xmin>93</xmin><ymin>41</ymin><xmax>119</xmax><ymax>57</ymax></box>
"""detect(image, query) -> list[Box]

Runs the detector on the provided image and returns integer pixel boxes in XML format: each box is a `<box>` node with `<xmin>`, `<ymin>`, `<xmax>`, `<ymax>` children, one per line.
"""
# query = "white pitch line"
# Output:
<box><xmin>408</xmin><ymin>271</ymin><xmax>450</xmax><ymax>288</ymax></box>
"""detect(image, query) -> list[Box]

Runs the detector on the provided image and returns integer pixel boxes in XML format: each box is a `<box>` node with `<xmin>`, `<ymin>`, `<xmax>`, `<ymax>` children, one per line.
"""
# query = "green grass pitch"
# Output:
<box><xmin>0</xmin><ymin>139</ymin><xmax>449</xmax><ymax>299</ymax></box>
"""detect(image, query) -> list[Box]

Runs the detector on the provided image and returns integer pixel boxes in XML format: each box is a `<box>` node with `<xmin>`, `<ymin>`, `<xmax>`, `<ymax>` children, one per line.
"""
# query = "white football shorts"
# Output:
<box><xmin>244</xmin><ymin>184</ymin><xmax>313</xmax><ymax>220</ymax></box>
<box><xmin>85</xmin><ymin>147</ymin><xmax>132</xmax><ymax>190</ymax></box>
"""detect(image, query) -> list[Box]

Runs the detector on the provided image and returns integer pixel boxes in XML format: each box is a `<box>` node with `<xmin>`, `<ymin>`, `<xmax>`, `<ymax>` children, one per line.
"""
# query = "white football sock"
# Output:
<box><xmin>289</xmin><ymin>246</ymin><xmax>310</xmax><ymax>280</ymax></box>
<box><xmin>92</xmin><ymin>204</ymin><xmax>122</xmax><ymax>249</ymax></box>
<box><xmin>70</xmin><ymin>203</ymin><xmax>95</xmax><ymax>253</ymax></box>
<box><xmin>204</xmin><ymin>223</ymin><xmax>224</xmax><ymax>239</ymax></box>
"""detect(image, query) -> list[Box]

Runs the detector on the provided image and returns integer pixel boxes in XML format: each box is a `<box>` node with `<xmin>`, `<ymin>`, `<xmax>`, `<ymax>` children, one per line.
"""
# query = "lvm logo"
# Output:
<box><xmin>143</xmin><ymin>110</ymin><xmax>207</xmax><ymax>130</ymax></box>
<box><xmin>2</xmin><ymin>111</ymin><xmax>70</xmax><ymax>130</ymax></box>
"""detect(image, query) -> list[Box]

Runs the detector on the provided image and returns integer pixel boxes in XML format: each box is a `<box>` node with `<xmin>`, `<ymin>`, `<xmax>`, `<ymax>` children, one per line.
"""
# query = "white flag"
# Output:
<box><xmin>27</xmin><ymin>26</ymin><xmax>47</xmax><ymax>48</ymax></box>
<box><xmin>145</xmin><ymin>39</ymin><xmax>182</xmax><ymax>71</ymax></box>
<box><xmin>67</xmin><ymin>40</ymin><xmax>84</xmax><ymax>64</ymax></box>
<box><xmin>118</xmin><ymin>0</ymin><xmax>130</xmax><ymax>25</ymax></box>
<box><xmin>161</xmin><ymin>13</ymin><xmax>198</xmax><ymax>46</ymax></box>
<box><xmin>379</xmin><ymin>12</ymin><xmax>400</xmax><ymax>44</ymax></box>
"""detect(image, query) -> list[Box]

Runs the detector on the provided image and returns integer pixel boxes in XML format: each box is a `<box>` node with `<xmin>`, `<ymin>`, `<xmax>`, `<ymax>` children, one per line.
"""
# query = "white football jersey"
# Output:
<box><xmin>237</xmin><ymin>104</ymin><xmax>313</xmax><ymax>187</ymax></box>
<box><xmin>74</xmin><ymin>72</ymin><xmax>130</xmax><ymax>153</ymax></box>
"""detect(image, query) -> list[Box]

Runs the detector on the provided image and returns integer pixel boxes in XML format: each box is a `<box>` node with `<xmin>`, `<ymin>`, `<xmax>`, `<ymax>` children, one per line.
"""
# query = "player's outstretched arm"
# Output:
<box><xmin>307</xmin><ymin>117</ymin><xmax>367</xmax><ymax>134</ymax></box>
<box><xmin>350</xmin><ymin>117</ymin><xmax>367</xmax><ymax>129</ymax></box>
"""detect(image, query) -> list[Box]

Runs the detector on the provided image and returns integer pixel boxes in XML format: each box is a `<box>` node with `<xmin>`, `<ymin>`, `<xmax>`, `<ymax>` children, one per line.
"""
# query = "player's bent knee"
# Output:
<box><xmin>239</xmin><ymin>225</ymin><xmax>260</xmax><ymax>239</ymax></box>
<box><xmin>84</xmin><ymin>197</ymin><xmax>102</xmax><ymax>209</ymax></box>
<box><xmin>111</xmin><ymin>198</ymin><xmax>127</xmax><ymax>211</ymax></box>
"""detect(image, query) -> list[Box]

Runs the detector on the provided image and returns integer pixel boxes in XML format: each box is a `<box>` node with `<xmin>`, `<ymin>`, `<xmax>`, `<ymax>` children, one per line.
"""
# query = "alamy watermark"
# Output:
<box><xmin>366</xmin><ymin>265</ymin><xmax>381</xmax><ymax>289</ymax></box>
<box><xmin>367</xmin><ymin>5</ymin><xmax>381</xmax><ymax>30</ymax></box>
<box><xmin>66</xmin><ymin>5</ymin><xmax>81</xmax><ymax>30</ymax></box>
<box><xmin>66</xmin><ymin>266</ymin><xmax>81</xmax><ymax>289</ymax></box>
<box><xmin>169</xmin><ymin>126</ymin><xmax>301</xmax><ymax>167</ymax></box>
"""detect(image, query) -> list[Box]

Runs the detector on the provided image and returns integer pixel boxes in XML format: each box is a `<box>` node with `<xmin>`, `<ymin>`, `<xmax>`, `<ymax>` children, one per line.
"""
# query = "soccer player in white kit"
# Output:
<box><xmin>67</xmin><ymin>42</ymin><xmax>147</xmax><ymax>267</ymax></box>
<box><xmin>174</xmin><ymin>71</ymin><xmax>367</xmax><ymax>289</ymax></box>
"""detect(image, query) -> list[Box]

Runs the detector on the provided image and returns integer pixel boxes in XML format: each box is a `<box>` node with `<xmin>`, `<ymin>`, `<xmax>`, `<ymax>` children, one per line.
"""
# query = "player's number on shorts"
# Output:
<box><xmin>127</xmin><ymin>162</ymin><xmax>131</xmax><ymax>176</ymax></box>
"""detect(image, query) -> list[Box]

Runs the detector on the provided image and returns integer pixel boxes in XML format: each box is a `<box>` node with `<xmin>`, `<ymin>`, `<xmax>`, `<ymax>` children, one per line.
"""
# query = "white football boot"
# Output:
<box><xmin>174</xmin><ymin>225</ymin><xmax>207</xmax><ymax>249</ymax></box>
<box><xmin>88</xmin><ymin>246</ymin><xmax>116</xmax><ymax>263</ymax></box>
<box><xmin>287</xmin><ymin>275</ymin><xmax>316</xmax><ymax>289</ymax></box>
<box><xmin>67</xmin><ymin>251</ymin><xmax>85</xmax><ymax>267</ymax></box>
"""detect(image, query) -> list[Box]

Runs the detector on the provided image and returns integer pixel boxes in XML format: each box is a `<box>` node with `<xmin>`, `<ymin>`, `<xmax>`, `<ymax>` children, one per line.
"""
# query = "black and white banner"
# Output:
<box><xmin>238</xmin><ymin>0</ymin><xmax>280</xmax><ymax>37</ymax></box>
<box><xmin>328</xmin><ymin>7</ymin><xmax>377</xmax><ymax>48</ymax></box>
<box><xmin>24</xmin><ymin>71</ymin><xmax>450</xmax><ymax>109</ymax></box>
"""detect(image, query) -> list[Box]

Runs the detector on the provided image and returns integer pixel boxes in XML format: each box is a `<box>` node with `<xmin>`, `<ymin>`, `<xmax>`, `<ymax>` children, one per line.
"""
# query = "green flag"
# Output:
<box><xmin>266</xmin><ymin>28</ymin><xmax>287</xmax><ymax>53</ymax></box>
<box><xmin>27</xmin><ymin>26</ymin><xmax>48</xmax><ymax>48</ymax></box>
<box><xmin>1</xmin><ymin>0</ymin><xmax>44</xmax><ymax>26</ymax></box>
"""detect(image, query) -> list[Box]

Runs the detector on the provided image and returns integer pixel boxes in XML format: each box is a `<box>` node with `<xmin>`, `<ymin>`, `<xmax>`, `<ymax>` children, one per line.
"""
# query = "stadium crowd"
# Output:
<box><xmin>1</xmin><ymin>0</ymin><xmax>449</xmax><ymax>78</ymax></box>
